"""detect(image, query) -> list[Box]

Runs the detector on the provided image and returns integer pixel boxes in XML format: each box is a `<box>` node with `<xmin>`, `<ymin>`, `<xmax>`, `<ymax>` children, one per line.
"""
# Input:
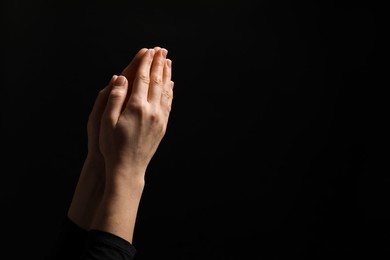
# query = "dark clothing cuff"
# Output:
<box><xmin>45</xmin><ymin>217</ymin><xmax>136</xmax><ymax>260</ymax></box>
<box><xmin>81</xmin><ymin>229</ymin><xmax>136</xmax><ymax>260</ymax></box>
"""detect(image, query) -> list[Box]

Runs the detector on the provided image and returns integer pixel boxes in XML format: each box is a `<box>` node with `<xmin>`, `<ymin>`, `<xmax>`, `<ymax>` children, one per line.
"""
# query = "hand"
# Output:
<box><xmin>67</xmin><ymin>47</ymin><xmax>166</xmax><ymax>230</ymax></box>
<box><xmin>90</xmin><ymin>47</ymin><xmax>174</xmax><ymax>243</ymax></box>
<box><xmin>86</xmin><ymin>47</ymin><xmax>150</xmax><ymax>161</ymax></box>
<box><xmin>100</xmin><ymin>47</ymin><xmax>174</xmax><ymax>181</ymax></box>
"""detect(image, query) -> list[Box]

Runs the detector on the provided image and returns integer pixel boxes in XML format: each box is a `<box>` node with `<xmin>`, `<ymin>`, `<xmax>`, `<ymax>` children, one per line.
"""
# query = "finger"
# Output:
<box><xmin>130</xmin><ymin>49</ymin><xmax>155</xmax><ymax>102</ymax></box>
<box><xmin>121</xmin><ymin>48</ymin><xmax>159</xmax><ymax>105</ymax></box>
<box><xmin>103</xmin><ymin>75</ymin><xmax>128</xmax><ymax>124</ymax></box>
<box><xmin>161</xmin><ymin>81</ymin><xmax>174</xmax><ymax>112</ymax></box>
<box><xmin>167</xmin><ymin>81</ymin><xmax>174</xmax><ymax>109</ymax></box>
<box><xmin>120</xmin><ymin>47</ymin><xmax>160</xmax><ymax>78</ymax></box>
<box><xmin>120</xmin><ymin>48</ymin><xmax>148</xmax><ymax>81</ymax></box>
<box><xmin>160</xmin><ymin>59</ymin><xmax>173</xmax><ymax>109</ymax></box>
<box><xmin>163</xmin><ymin>59</ymin><xmax>172</xmax><ymax>86</ymax></box>
<box><xmin>148</xmin><ymin>48</ymin><xmax>167</xmax><ymax>103</ymax></box>
<box><xmin>89</xmin><ymin>75</ymin><xmax>118</xmax><ymax>123</ymax></box>
<box><xmin>120</xmin><ymin>48</ymin><xmax>148</xmax><ymax>110</ymax></box>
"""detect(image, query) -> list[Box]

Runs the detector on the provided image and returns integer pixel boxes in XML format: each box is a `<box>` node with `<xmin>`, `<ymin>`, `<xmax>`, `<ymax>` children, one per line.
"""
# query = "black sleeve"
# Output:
<box><xmin>80</xmin><ymin>230</ymin><xmax>136</xmax><ymax>260</ymax></box>
<box><xmin>46</xmin><ymin>217</ymin><xmax>137</xmax><ymax>260</ymax></box>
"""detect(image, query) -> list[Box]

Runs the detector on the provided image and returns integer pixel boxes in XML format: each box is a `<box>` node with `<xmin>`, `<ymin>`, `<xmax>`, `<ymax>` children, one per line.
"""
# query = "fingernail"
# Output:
<box><xmin>166</xmin><ymin>59</ymin><xmax>172</xmax><ymax>68</ymax></box>
<box><xmin>114</xmin><ymin>75</ymin><xmax>126</xmax><ymax>86</ymax></box>
<box><xmin>149</xmin><ymin>49</ymin><xmax>155</xmax><ymax>57</ymax></box>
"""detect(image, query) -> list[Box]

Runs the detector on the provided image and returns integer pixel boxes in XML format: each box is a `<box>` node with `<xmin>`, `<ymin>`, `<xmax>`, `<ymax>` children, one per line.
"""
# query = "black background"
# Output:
<box><xmin>1</xmin><ymin>0</ymin><xmax>387</xmax><ymax>259</ymax></box>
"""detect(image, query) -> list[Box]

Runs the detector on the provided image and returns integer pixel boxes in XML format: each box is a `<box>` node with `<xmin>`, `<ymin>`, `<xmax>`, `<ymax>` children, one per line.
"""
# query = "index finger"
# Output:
<box><xmin>120</xmin><ymin>48</ymin><xmax>148</xmax><ymax>83</ymax></box>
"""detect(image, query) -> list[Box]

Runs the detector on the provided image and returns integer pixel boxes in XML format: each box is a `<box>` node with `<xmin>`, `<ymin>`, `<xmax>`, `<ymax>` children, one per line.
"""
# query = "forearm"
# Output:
<box><xmin>68</xmin><ymin>154</ymin><xmax>105</xmax><ymax>230</ymax></box>
<box><xmin>90</xmin><ymin>168</ymin><xmax>145</xmax><ymax>243</ymax></box>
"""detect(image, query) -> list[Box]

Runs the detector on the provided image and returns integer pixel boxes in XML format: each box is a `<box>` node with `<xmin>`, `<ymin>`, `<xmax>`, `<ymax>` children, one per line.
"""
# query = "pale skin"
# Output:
<box><xmin>67</xmin><ymin>46</ymin><xmax>173</xmax><ymax>243</ymax></box>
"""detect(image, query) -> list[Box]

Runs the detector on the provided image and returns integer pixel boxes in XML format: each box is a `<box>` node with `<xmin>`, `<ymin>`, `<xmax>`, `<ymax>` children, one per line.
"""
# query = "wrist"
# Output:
<box><xmin>83</xmin><ymin>154</ymin><xmax>105</xmax><ymax>179</ymax></box>
<box><xmin>105</xmin><ymin>161</ymin><xmax>146</xmax><ymax>180</ymax></box>
<box><xmin>91</xmin><ymin>175</ymin><xmax>144</xmax><ymax>243</ymax></box>
<box><xmin>67</xmin><ymin>154</ymin><xmax>106</xmax><ymax>230</ymax></box>
<box><xmin>104</xmin><ymin>167</ymin><xmax>145</xmax><ymax>195</ymax></box>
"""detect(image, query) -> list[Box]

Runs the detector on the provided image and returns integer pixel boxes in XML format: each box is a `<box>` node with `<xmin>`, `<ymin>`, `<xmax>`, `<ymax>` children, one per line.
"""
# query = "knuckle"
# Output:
<box><xmin>137</xmin><ymin>73</ymin><xmax>150</xmax><ymax>84</ymax></box>
<box><xmin>109</xmin><ymin>88</ymin><xmax>125</xmax><ymax>99</ymax></box>
<box><xmin>156</xmin><ymin>59</ymin><xmax>165</xmax><ymax>67</ymax></box>
<box><xmin>149</xmin><ymin>111</ymin><xmax>166</xmax><ymax>133</ymax></box>
<box><xmin>127</xmin><ymin>97</ymin><xmax>144</xmax><ymax>109</ymax></box>
<box><xmin>126</xmin><ymin>98</ymin><xmax>149</xmax><ymax>116</ymax></box>
<box><xmin>151</xmin><ymin>76</ymin><xmax>163</xmax><ymax>86</ymax></box>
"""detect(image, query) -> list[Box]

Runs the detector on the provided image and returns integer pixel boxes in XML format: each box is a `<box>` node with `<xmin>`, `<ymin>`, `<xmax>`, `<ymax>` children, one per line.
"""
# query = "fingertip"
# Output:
<box><xmin>166</xmin><ymin>59</ymin><xmax>172</xmax><ymax>68</ymax></box>
<box><xmin>114</xmin><ymin>75</ymin><xmax>127</xmax><ymax>86</ymax></box>
<box><xmin>161</xmin><ymin>48</ymin><xmax>168</xmax><ymax>58</ymax></box>
<box><xmin>139</xmin><ymin>47</ymin><xmax>148</xmax><ymax>54</ymax></box>
<box><xmin>109</xmin><ymin>74</ymin><xmax>118</xmax><ymax>84</ymax></box>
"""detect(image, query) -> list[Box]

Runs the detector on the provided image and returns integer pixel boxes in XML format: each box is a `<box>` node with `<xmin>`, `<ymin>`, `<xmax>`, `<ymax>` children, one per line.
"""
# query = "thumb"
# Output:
<box><xmin>103</xmin><ymin>75</ymin><xmax>128</xmax><ymax>124</ymax></box>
